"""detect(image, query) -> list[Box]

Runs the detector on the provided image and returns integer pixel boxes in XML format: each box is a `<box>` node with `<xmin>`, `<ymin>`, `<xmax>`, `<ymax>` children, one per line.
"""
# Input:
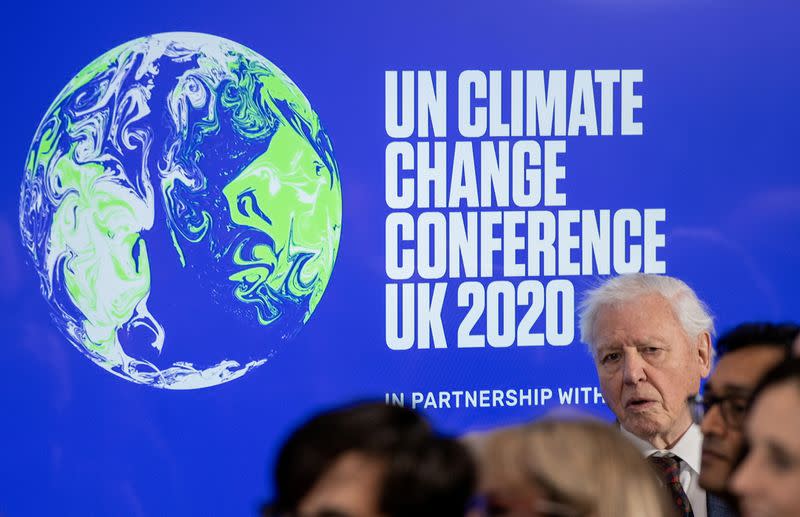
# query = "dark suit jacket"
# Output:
<box><xmin>707</xmin><ymin>493</ymin><xmax>737</xmax><ymax>517</ymax></box>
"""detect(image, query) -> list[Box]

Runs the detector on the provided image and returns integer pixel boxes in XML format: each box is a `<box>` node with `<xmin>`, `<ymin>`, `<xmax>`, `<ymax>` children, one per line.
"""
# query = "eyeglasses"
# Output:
<box><xmin>687</xmin><ymin>393</ymin><xmax>749</xmax><ymax>429</ymax></box>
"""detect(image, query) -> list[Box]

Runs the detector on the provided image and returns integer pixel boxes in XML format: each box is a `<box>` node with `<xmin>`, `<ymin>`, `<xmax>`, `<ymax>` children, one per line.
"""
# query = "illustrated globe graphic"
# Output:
<box><xmin>19</xmin><ymin>33</ymin><xmax>342</xmax><ymax>389</ymax></box>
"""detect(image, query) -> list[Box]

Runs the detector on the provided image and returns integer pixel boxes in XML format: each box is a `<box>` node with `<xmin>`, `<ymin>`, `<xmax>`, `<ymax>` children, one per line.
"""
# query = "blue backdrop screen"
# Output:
<box><xmin>2</xmin><ymin>1</ymin><xmax>798</xmax><ymax>515</ymax></box>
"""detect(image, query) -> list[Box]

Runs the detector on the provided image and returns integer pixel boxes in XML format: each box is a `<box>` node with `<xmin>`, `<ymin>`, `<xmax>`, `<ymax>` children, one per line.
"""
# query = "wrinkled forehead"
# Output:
<box><xmin>592</xmin><ymin>294</ymin><xmax>685</xmax><ymax>342</ymax></box>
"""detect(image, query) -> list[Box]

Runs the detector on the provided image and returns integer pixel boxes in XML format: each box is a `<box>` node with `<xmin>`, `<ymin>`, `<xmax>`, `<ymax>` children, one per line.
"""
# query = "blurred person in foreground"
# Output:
<box><xmin>730</xmin><ymin>358</ymin><xmax>800</xmax><ymax>517</ymax></box>
<box><xmin>475</xmin><ymin>418</ymin><xmax>672</xmax><ymax>517</ymax></box>
<box><xmin>579</xmin><ymin>273</ymin><xmax>719</xmax><ymax>516</ymax></box>
<box><xmin>263</xmin><ymin>401</ymin><xmax>476</xmax><ymax>517</ymax></box>
<box><xmin>690</xmin><ymin>323</ymin><xmax>798</xmax><ymax>514</ymax></box>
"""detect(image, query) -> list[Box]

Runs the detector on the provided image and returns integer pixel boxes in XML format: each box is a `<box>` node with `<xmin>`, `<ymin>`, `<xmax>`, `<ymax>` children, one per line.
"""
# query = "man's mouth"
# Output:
<box><xmin>701</xmin><ymin>444</ymin><xmax>729</xmax><ymax>462</ymax></box>
<box><xmin>625</xmin><ymin>398</ymin><xmax>657</xmax><ymax>410</ymax></box>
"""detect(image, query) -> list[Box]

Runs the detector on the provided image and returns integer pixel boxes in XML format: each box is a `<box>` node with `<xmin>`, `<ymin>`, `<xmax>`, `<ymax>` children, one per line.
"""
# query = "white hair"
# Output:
<box><xmin>578</xmin><ymin>273</ymin><xmax>715</xmax><ymax>355</ymax></box>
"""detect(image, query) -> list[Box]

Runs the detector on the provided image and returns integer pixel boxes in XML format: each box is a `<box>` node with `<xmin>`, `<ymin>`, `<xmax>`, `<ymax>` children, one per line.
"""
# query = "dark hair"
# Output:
<box><xmin>715</xmin><ymin>322</ymin><xmax>799</xmax><ymax>358</ymax></box>
<box><xmin>748</xmin><ymin>357</ymin><xmax>800</xmax><ymax>409</ymax></box>
<box><xmin>380</xmin><ymin>436</ymin><xmax>476</xmax><ymax>517</ymax></box>
<box><xmin>266</xmin><ymin>402</ymin><xmax>475</xmax><ymax>517</ymax></box>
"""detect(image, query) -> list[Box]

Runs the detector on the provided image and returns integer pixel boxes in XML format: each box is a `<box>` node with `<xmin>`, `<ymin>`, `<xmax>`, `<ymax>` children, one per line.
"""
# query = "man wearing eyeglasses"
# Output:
<box><xmin>690</xmin><ymin>323</ymin><xmax>797</xmax><ymax>512</ymax></box>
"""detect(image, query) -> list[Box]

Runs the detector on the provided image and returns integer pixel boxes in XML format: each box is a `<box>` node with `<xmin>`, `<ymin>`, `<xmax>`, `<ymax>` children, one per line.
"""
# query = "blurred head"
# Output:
<box><xmin>267</xmin><ymin>402</ymin><xmax>476</xmax><ymax>517</ymax></box>
<box><xmin>579</xmin><ymin>274</ymin><xmax>714</xmax><ymax>448</ymax></box>
<box><xmin>476</xmin><ymin>419</ymin><xmax>672</xmax><ymax>517</ymax></box>
<box><xmin>730</xmin><ymin>359</ymin><xmax>800</xmax><ymax>517</ymax></box>
<box><xmin>698</xmin><ymin>323</ymin><xmax>797</xmax><ymax>494</ymax></box>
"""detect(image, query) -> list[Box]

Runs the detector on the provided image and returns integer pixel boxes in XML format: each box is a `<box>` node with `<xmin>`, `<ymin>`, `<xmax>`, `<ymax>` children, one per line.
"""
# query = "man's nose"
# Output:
<box><xmin>622</xmin><ymin>352</ymin><xmax>646</xmax><ymax>384</ymax></box>
<box><xmin>700</xmin><ymin>403</ymin><xmax>727</xmax><ymax>437</ymax></box>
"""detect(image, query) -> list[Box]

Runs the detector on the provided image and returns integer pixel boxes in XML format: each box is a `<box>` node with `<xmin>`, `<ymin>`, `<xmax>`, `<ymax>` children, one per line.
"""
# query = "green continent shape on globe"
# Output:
<box><xmin>46</xmin><ymin>152</ymin><xmax>158</xmax><ymax>359</ymax></box>
<box><xmin>223</xmin><ymin>124</ymin><xmax>342</xmax><ymax>324</ymax></box>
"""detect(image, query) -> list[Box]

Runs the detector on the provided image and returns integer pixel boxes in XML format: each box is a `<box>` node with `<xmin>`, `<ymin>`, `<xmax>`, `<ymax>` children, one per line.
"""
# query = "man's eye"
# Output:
<box><xmin>730</xmin><ymin>400</ymin><xmax>748</xmax><ymax>417</ymax></box>
<box><xmin>601</xmin><ymin>352</ymin><xmax>621</xmax><ymax>364</ymax></box>
<box><xmin>642</xmin><ymin>346</ymin><xmax>661</xmax><ymax>354</ymax></box>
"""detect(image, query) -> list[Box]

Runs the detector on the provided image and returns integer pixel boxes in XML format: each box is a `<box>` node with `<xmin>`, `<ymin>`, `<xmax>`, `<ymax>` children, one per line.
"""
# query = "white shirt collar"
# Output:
<box><xmin>620</xmin><ymin>423</ymin><xmax>703</xmax><ymax>475</ymax></box>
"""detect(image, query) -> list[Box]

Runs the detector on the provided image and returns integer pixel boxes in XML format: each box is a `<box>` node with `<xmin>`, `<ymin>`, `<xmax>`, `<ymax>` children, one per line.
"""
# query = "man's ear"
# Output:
<box><xmin>697</xmin><ymin>331</ymin><xmax>712</xmax><ymax>377</ymax></box>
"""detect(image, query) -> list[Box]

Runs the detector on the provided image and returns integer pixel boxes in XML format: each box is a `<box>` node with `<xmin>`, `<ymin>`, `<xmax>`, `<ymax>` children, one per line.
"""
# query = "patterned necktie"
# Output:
<box><xmin>649</xmin><ymin>453</ymin><xmax>694</xmax><ymax>517</ymax></box>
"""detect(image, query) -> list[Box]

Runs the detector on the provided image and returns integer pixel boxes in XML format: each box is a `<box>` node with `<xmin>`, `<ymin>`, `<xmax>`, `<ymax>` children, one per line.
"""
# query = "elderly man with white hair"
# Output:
<box><xmin>579</xmin><ymin>273</ymin><xmax>734</xmax><ymax>517</ymax></box>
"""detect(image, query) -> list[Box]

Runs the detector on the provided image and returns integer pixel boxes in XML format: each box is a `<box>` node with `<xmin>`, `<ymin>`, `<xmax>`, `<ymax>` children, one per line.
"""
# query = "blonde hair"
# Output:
<box><xmin>478</xmin><ymin>419</ymin><xmax>672</xmax><ymax>517</ymax></box>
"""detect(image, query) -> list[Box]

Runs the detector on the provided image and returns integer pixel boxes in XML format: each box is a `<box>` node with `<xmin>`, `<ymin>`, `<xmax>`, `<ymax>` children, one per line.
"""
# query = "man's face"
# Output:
<box><xmin>296</xmin><ymin>452</ymin><xmax>387</xmax><ymax>517</ymax></box>
<box><xmin>699</xmin><ymin>346</ymin><xmax>786</xmax><ymax>494</ymax></box>
<box><xmin>592</xmin><ymin>294</ymin><xmax>712</xmax><ymax>448</ymax></box>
